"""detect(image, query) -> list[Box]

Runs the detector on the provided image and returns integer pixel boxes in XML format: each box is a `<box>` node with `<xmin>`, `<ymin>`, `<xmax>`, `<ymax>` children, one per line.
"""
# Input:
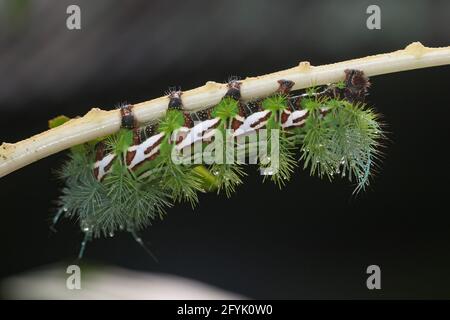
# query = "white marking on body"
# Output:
<box><xmin>176</xmin><ymin>118</ymin><xmax>221</xmax><ymax>151</ymax></box>
<box><xmin>93</xmin><ymin>153</ymin><xmax>116</xmax><ymax>180</ymax></box>
<box><xmin>282</xmin><ymin>109</ymin><xmax>308</xmax><ymax>128</ymax></box>
<box><xmin>233</xmin><ymin>110</ymin><xmax>271</xmax><ymax>137</ymax></box>
<box><xmin>127</xmin><ymin>132</ymin><xmax>165</xmax><ymax>170</ymax></box>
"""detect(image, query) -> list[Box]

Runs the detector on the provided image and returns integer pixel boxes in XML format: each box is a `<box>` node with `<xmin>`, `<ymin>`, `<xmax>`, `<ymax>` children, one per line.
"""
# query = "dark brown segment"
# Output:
<box><xmin>94</xmin><ymin>142</ymin><xmax>106</xmax><ymax>161</ymax></box>
<box><xmin>168</xmin><ymin>90</ymin><xmax>183</xmax><ymax>110</ymax></box>
<box><xmin>230</xmin><ymin>103</ymin><xmax>246</xmax><ymax>130</ymax></box>
<box><xmin>343</xmin><ymin>69</ymin><xmax>370</xmax><ymax>102</ymax></box>
<box><xmin>288</xmin><ymin>96</ymin><xmax>302</xmax><ymax>111</ymax></box>
<box><xmin>277</xmin><ymin>80</ymin><xmax>295</xmax><ymax>95</ymax></box>
<box><xmin>183</xmin><ymin>112</ymin><xmax>194</xmax><ymax>128</ymax></box>
<box><xmin>132</xmin><ymin>128</ymin><xmax>141</xmax><ymax>145</ymax></box>
<box><xmin>140</xmin><ymin>124</ymin><xmax>156</xmax><ymax>142</ymax></box>
<box><xmin>126</xmin><ymin>150</ymin><xmax>137</xmax><ymax>166</ymax></box>
<box><xmin>345</xmin><ymin>69</ymin><xmax>370</xmax><ymax>90</ymax></box>
<box><xmin>231</xmin><ymin>118</ymin><xmax>243</xmax><ymax>131</ymax></box>
<box><xmin>93</xmin><ymin>167</ymin><xmax>100</xmax><ymax>180</ymax></box>
<box><xmin>243</xmin><ymin>101</ymin><xmax>262</xmax><ymax>117</ymax></box>
<box><xmin>120</xmin><ymin>104</ymin><xmax>135</xmax><ymax>129</ymax></box>
<box><xmin>145</xmin><ymin>124</ymin><xmax>155</xmax><ymax>137</ymax></box>
<box><xmin>280</xmin><ymin>110</ymin><xmax>290</xmax><ymax>124</ymax></box>
<box><xmin>224</xmin><ymin>80</ymin><xmax>242</xmax><ymax>100</ymax></box>
<box><xmin>238</xmin><ymin>102</ymin><xmax>246</xmax><ymax>117</ymax></box>
<box><xmin>195</xmin><ymin>109</ymin><xmax>212</xmax><ymax>121</ymax></box>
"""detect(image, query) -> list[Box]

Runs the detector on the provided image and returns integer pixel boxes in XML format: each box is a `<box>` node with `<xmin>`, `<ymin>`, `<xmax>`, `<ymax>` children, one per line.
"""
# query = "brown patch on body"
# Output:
<box><xmin>277</xmin><ymin>80</ymin><xmax>295</xmax><ymax>95</ymax></box>
<box><xmin>343</xmin><ymin>69</ymin><xmax>371</xmax><ymax>102</ymax></box>
<box><xmin>133</xmin><ymin>129</ymin><xmax>141</xmax><ymax>145</ymax></box>
<box><xmin>93</xmin><ymin>167</ymin><xmax>100</xmax><ymax>180</ymax></box>
<box><xmin>225</xmin><ymin>80</ymin><xmax>242</xmax><ymax>100</ymax></box>
<box><xmin>126</xmin><ymin>150</ymin><xmax>137</xmax><ymax>166</ymax></box>
<box><xmin>231</xmin><ymin>103</ymin><xmax>246</xmax><ymax>130</ymax></box>
<box><xmin>231</xmin><ymin>118</ymin><xmax>243</xmax><ymax>131</ymax></box>
<box><xmin>244</xmin><ymin>101</ymin><xmax>263</xmax><ymax>117</ymax></box>
<box><xmin>94</xmin><ymin>142</ymin><xmax>107</xmax><ymax>161</ymax></box>
<box><xmin>281</xmin><ymin>110</ymin><xmax>291</xmax><ymax>124</ymax></box>
<box><xmin>120</xmin><ymin>104</ymin><xmax>135</xmax><ymax>129</ymax></box>
<box><xmin>168</xmin><ymin>90</ymin><xmax>183</xmax><ymax>110</ymax></box>
<box><xmin>195</xmin><ymin>109</ymin><xmax>212</xmax><ymax>121</ymax></box>
<box><xmin>288</xmin><ymin>96</ymin><xmax>302</xmax><ymax>111</ymax></box>
<box><xmin>183</xmin><ymin>113</ymin><xmax>194</xmax><ymax>128</ymax></box>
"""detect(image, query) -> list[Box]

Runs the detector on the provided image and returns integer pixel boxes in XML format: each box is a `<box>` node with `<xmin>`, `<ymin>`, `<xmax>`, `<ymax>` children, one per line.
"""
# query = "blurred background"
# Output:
<box><xmin>0</xmin><ymin>0</ymin><xmax>449</xmax><ymax>299</ymax></box>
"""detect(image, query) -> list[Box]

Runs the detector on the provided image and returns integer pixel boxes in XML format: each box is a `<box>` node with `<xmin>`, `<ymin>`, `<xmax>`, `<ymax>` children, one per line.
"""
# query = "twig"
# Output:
<box><xmin>1</xmin><ymin>42</ymin><xmax>449</xmax><ymax>178</ymax></box>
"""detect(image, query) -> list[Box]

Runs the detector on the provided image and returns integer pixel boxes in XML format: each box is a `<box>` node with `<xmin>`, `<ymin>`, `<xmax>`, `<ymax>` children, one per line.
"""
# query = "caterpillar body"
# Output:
<box><xmin>54</xmin><ymin>69</ymin><xmax>381</xmax><ymax>257</ymax></box>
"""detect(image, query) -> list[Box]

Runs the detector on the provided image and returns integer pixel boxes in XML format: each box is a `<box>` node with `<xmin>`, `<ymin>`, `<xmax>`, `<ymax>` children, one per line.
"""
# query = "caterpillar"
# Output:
<box><xmin>54</xmin><ymin>69</ymin><xmax>382</xmax><ymax>258</ymax></box>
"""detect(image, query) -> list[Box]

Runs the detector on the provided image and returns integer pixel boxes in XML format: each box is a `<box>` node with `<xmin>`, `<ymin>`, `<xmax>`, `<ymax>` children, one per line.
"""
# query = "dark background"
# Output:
<box><xmin>0</xmin><ymin>0</ymin><xmax>449</xmax><ymax>299</ymax></box>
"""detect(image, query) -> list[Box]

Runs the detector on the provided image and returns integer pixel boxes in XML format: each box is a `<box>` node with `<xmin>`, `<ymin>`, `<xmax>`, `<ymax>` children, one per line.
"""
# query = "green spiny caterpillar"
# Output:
<box><xmin>53</xmin><ymin>69</ymin><xmax>383</xmax><ymax>257</ymax></box>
